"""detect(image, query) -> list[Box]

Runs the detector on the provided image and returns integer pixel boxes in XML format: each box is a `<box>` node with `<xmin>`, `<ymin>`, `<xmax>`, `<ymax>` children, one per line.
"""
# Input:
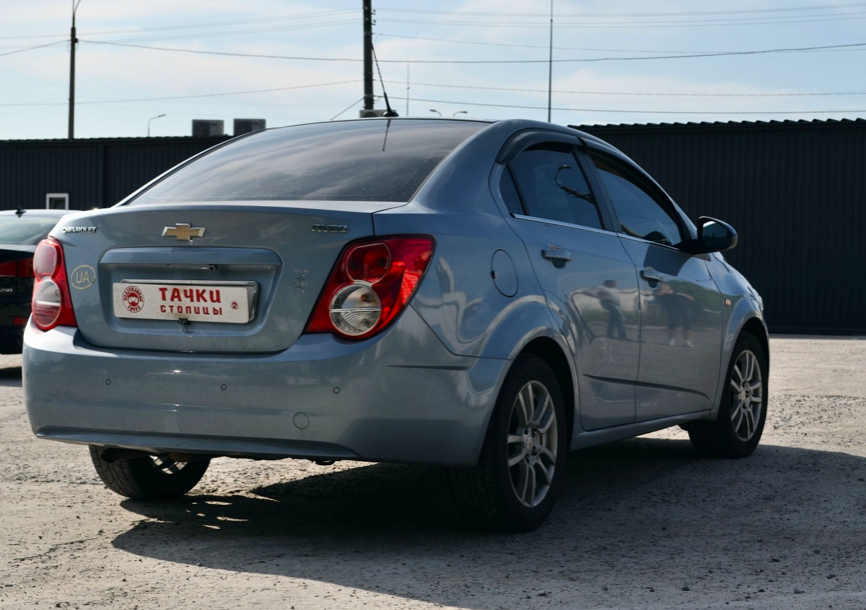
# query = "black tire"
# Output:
<box><xmin>449</xmin><ymin>354</ymin><xmax>568</xmax><ymax>533</ymax></box>
<box><xmin>688</xmin><ymin>333</ymin><xmax>768</xmax><ymax>458</ymax></box>
<box><xmin>89</xmin><ymin>446</ymin><xmax>210</xmax><ymax>500</ymax></box>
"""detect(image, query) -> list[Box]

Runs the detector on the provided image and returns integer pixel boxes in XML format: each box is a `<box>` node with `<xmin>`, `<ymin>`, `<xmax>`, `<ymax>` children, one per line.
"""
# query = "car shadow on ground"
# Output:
<box><xmin>110</xmin><ymin>437</ymin><xmax>866</xmax><ymax>608</ymax></box>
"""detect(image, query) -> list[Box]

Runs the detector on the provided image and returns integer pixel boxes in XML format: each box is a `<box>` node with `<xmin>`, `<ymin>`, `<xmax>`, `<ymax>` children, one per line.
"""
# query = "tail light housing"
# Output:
<box><xmin>306</xmin><ymin>235</ymin><xmax>435</xmax><ymax>339</ymax></box>
<box><xmin>31</xmin><ymin>238</ymin><xmax>77</xmax><ymax>331</ymax></box>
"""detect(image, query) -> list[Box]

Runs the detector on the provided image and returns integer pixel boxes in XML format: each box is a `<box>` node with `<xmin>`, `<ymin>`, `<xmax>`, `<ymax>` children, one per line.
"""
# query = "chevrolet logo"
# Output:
<box><xmin>162</xmin><ymin>223</ymin><xmax>206</xmax><ymax>241</ymax></box>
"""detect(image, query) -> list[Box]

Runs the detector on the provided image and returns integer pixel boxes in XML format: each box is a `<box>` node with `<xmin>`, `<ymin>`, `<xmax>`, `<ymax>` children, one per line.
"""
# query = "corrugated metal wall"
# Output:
<box><xmin>0</xmin><ymin>136</ymin><xmax>230</xmax><ymax>211</ymax></box>
<box><xmin>580</xmin><ymin>119</ymin><xmax>866</xmax><ymax>334</ymax></box>
<box><xmin>2</xmin><ymin>121</ymin><xmax>865</xmax><ymax>333</ymax></box>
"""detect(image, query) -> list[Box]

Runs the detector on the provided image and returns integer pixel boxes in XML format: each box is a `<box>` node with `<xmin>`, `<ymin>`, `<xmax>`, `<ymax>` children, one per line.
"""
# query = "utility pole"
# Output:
<box><xmin>68</xmin><ymin>0</ymin><xmax>81</xmax><ymax>139</ymax></box>
<box><xmin>363</xmin><ymin>0</ymin><xmax>374</xmax><ymax>112</ymax></box>
<box><xmin>547</xmin><ymin>0</ymin><xmax>553</xmax><ymax>123</ymax></box>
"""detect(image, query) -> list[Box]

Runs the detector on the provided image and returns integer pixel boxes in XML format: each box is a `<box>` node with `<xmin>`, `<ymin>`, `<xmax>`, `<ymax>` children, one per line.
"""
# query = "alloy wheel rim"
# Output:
<box><xmin>506</xmin><ymin>380</ymin><xmax>558</xmax><ymax>508</ymax></box>
<box><xmin>150</xmin><ymin>455</ymin><xmax>189</xmax><ymax>475</ymax></box>
<box><xmin>729</xmin><ymin>349</ymin><xmax>763</xmax><ymax>442</ymax></box>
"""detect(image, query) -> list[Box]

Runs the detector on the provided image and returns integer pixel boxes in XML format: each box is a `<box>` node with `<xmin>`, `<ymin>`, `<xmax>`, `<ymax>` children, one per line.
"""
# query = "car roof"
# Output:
<box><xmin>0</xmin><ymin>209</ymin><xmax>72</xmax><ymax>217</ymax></box>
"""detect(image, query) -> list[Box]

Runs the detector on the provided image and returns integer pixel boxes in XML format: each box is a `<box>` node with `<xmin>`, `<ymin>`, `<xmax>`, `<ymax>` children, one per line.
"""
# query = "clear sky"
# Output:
<box><xmin>1</xmin><ymin>0</ymin><xmax>864</xmax><ymax>140</ymax></box>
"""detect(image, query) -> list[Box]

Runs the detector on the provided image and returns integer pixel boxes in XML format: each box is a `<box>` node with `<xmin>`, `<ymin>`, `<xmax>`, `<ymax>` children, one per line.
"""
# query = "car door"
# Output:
<box><xmin>584</xmin><ymin>144</ymin><xmax>723</xmax><ymax>420</ymax></box>
<box><xmin>495</xmin><ymin>135</ymin><xmax>640</xmax><ymax>430</ymax></box>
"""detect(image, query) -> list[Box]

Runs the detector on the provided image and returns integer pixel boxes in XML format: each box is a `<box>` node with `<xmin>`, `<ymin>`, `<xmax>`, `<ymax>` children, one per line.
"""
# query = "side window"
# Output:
<box><xmin>589</xmin><ymin>151</ymin><xmax>683</xmax><ymax>247</ymax></box>
<box><xmin>499</xmin><ymin>167</ymin><xmax>525</xmax><ymax>215</ymax></box>
<box><xmin>507</xmin><ymin>144</ymin><xmax>603</xmax><ymax>230</ymax></box>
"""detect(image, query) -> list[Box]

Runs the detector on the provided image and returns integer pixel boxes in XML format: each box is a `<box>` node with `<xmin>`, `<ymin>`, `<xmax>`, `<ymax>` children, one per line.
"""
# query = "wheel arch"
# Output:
<box><xmin>740</xmin><ymin>316</ymin><xmax>770</xmax><ymax>367</ymax></box>
<box><xmin>518</xmin><ymin>337</ymin><xmax>576</xmax><ymax>444</ymax></box>
<box><xmin>708</xmin><ymin>310</ymin><xmax>769</xmax><ymax>421</ymax></box>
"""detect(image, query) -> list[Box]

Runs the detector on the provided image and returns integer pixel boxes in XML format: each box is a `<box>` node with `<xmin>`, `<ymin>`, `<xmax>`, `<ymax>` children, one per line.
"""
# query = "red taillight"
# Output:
<box><xmin>306</xmin><ymin>235</ymin><xmax>435</xmax><ymax>339</ymax></box>
<box><xmin>18</xmin><ymin>258</ymin><xmax>34</xmax><ymax>278</ymax></box>
<box><xmin>31</xmin><ymin>238</ymin><xmax>77</xmax><ymax>331</ymax></box>
<box><xmin>0</xmin><ymin>258</ymin><xmax>33</xmax><ymax>278</ymax></box>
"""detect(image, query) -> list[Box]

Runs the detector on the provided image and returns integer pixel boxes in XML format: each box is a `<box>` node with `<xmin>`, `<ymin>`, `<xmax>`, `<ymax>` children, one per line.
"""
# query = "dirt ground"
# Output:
<box><xmin>1</xmin><ymin>336</ymin><xmax>865</xmax><ymax>610</ymax></box>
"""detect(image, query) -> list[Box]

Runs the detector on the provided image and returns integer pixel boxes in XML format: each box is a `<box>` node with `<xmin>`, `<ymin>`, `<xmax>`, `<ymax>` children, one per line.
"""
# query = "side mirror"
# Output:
<box><xmin>695</xmin><ymin>216</ymin><xmax>738</xmax><ymax>253</ymax></box>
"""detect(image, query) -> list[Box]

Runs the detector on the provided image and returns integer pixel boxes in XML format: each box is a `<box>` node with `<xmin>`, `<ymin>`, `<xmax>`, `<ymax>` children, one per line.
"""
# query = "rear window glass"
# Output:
<box><xmin>130</xmin><ymin>120</ymin><xmax>486</xmax><ymax>204</ymax></box>
<box><xmin>0</xmin><ymin>216</ymin><xmax>64</xmax><ymax>245</ymax></box>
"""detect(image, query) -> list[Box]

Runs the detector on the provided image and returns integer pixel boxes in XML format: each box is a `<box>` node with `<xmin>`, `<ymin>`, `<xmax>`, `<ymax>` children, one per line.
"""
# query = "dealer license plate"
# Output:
<box><xmin>112</xmin><ymin>280</ymin><xmax>257</xmax><ymax>324</ymax></box>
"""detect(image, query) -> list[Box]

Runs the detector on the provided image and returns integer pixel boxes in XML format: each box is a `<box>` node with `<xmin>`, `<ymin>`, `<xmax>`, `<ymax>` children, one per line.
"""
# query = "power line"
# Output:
<box><xmin>377</xmin><ymin>33</ymin><xmax>710</xmax><ymax>54</ymax></box>
<box><xmin>390</xmin><ymin>95</ymin><xmax>866</xmax><ymax>115</ymax></box>
<box><xmin>0</xmin><ymin>9</ymin><xmax>355</xmax><ymax>40</ymax></box>
<box><xmin>0</xmin><ymin>80</ymin><xmax>361</xmax><ymax>107</ymax></box>
<box><xmin>376</xmin><ymin>2</ymin><xmax>866</xmax><ymax>18</ymax></box>
<box><xmin>377</xmin><ymin>33</ymin><xmax>866</xmax><ymax>56</ymax></box>
<box><xmin>378</xmin><ymin>13</ymin><xmax>866</xmax><ymax>29</ymax></box>
<box><xmin>86</xmin><ymin>20</ymin><xmax>357</xmax><ymax>44</ymax></box>
<box><xmin>330</xmin><ymin>97</ymin><xmax>367</xmax><ymax>120</ymax></box>
<box><xmin>80</xmin><ymin>9</ymin><xmax>355</xmax><ymax>36</ymax></box>
<box><xmin>390</xmin><ymin>80</ymin><xmax>866</xmax><ymax>98</ymax></box>
<box><xmin>3</xmin><ymin>2</ymin><xmax>861</xmax><ymax>42</ymax></box>
<box><xmin>80</xmin><ymin>39</ymin><xmax>365</xmax><ymax>61</ymax></box>
<box><xmin>0</xmin><ymin>40</ymin><xmax>66</xmax><ymax>58</ymax></box>
<box><xmin>78</xmin><ymin>39</ymin><xmax>866</xmax><ymax>65</ymax></box>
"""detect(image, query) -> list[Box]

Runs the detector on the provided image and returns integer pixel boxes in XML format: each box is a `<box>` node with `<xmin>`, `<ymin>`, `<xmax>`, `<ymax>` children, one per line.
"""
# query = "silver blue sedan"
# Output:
<box><xmin>23</xmin><ymin>118</ymin><xmax>767</xmax><ymax>532</ymax></box>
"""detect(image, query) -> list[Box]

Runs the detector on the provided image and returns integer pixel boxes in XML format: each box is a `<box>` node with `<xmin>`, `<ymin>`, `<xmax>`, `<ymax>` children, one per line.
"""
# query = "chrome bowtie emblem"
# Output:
<box><xmin>163</xmin><ymin>223</ymin><xmax>206</xmax><ymax>241</ymax></box>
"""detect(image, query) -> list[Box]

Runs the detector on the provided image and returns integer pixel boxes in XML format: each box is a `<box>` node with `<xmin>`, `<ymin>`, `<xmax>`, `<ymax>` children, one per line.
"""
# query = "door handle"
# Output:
<box><xmin>640</xmin><ymin>269</ymin><xmax>664</xmax><ymax>283</ymax></box>
<box><xmin>542</xmin><ymin>248</ymin><xmax>572</xmax><ymax>262</ymax></box>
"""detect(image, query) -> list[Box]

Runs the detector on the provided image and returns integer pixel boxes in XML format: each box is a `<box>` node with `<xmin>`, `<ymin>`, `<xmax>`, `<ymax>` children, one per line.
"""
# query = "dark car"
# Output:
<box><xmin>1</xmin><ymin>209</ymin><xmax>70</xmax><ymax>353</ymax></box>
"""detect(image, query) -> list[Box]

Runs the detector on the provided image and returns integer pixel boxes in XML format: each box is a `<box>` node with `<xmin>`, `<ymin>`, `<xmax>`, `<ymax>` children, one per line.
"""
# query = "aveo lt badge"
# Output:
<box><xmin>312</xmin><ymin>224</ymin><xmax>348</xmax><ymax>233</ymax></box>
<box><xmin>163</xmin><ymin>223</ymin><xmax>206</xmax><ymax>241</ymax></box>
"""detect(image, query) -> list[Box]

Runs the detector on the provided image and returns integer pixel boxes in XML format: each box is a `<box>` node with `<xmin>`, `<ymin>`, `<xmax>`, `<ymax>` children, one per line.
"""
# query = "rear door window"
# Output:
<box><xmin>130</xmin><ymin>120</ymin><xmax>486</xmax><ymax>204</ymax></box>
<box><xmin>507</xmin><ymin>144</ymin><xmax>604</xmax><ymax>230</ymax></box>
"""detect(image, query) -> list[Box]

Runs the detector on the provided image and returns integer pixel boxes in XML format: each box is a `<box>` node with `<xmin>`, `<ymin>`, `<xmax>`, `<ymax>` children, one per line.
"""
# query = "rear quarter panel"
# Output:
<box><xmin>374</xmin><ymin>121</ymin><xmax>555</xmax><ymax>362</ymax></box>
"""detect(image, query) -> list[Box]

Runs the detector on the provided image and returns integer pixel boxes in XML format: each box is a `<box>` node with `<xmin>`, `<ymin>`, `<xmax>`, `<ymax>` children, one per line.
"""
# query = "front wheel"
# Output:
<box><xmin>688</xmin><ymin>333</ymin><xmax>768</xmax><ymax>458</ymax></box>
<box><xmin>449</xmin><ymin>354</ymin><xmax>568</xmax><ymax>532</ymax></box>
<box><xmin>89</xmin><ymin>446</ymin><xmax>210</xmax><ymax>500</ymax></box>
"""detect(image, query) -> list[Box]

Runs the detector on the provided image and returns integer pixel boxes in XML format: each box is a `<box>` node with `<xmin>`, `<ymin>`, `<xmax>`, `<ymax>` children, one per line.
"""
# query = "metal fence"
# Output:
<box><xmin>0</xmin><ymin>136</ymin><xmax>229</xmax><ymax>211</ymax></box>
<box><xmin>580</xmin><ymin>119</ymin><xmax>866</xmax><ymax>335</ymax></box>
<box><xmin>3</xmin><ymin>119</ymin><xmax>865</xmax><ymax>334</ymax></box>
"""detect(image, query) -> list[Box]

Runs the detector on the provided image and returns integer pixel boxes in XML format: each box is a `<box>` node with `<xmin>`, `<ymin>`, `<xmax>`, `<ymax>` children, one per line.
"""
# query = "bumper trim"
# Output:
<box><xmin>37</xmin><ymin>427</ymin><xmax>361</xmax><ymax>461</ymax></box>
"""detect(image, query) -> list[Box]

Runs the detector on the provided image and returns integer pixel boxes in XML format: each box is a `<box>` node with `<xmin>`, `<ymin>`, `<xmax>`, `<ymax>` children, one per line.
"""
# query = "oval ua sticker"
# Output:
<box><xmin>70</xmin><ymin>265</ymin><xmax>96</xmax><ymax>290</ymax></box>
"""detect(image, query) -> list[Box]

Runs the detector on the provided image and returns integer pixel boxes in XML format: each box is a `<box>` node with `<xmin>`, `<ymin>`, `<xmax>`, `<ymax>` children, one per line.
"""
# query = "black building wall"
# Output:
<box><xmin>581</xmin><ymin>119</ymin><xmax>866</xmax><ymax>335</ymax></box>
<box><xmin>2</xmin><ymin>120</ymin><xmax>865</xmax><ymax>333</ymax></box>
<box><xmin>0</xmin><ymin>136</ymin><xmax>230</xmax><ymax>211</ymax></box>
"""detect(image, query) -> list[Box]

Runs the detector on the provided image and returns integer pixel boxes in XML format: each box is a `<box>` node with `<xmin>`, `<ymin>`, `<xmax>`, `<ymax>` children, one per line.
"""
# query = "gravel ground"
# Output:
<box><xmin>1</xmin><ymin>337</ymin><xmax>865</xmax><ymax>610</ymax></box>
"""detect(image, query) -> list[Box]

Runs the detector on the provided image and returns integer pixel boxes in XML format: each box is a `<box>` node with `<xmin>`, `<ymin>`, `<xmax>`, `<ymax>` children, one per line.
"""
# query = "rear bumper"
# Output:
<box><xmin>23</xmin><ymin>308</ymin><xmax>508</xmax><ymax>466</ymax></box>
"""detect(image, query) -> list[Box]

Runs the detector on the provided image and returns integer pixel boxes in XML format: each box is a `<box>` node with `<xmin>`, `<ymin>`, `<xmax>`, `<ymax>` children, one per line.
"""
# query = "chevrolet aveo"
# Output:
<box><xmin>23</xmin><ymin>118</ymin><xmax>768</xmax><ymax>532</ymax></box>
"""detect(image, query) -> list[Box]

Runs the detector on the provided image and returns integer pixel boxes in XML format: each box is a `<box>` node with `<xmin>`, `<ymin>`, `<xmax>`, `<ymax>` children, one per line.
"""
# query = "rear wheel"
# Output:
<box><xmin>89</xmin><ymin>446</ymin><xmax>210</xmax><ymax>500</ymax></box>
<box><xmin>688</xmin><ymin>333</ymin><xmax>767</xmax><ymax>458</ymax></box>
<box><xmin>449</xmin><ymin>354</ymin><xmax>568</xmax><ymax>532</ymax></box>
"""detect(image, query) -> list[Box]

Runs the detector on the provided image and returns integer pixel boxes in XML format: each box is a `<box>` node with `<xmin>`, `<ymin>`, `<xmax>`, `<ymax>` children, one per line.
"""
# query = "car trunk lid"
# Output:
<box><xmin>55</xmin><ymin>202</ymin><xmax>398</xmax><ymax>353</ymax></box>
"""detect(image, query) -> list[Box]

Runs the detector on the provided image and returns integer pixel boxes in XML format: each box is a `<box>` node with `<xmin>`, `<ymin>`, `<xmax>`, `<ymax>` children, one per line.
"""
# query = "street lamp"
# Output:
<box><xmin>453</xmin><ymin>110</ymin><xmax>468</xmax><ymax>117</ymax></box>
<box><xmin>429</xmin><ymin>109</ymin><xmax>441</xmax><ymax>116</ymax></box>
<box><xmin>147</xmin><ymin>114</ymin><xmax>166</xmax><ymax>137</ymax></box>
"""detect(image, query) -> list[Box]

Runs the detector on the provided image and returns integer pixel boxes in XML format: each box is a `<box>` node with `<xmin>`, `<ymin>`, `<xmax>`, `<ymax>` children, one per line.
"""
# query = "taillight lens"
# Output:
<box><xmin>0</xmin><ymin>257</ymin><xmax>34</xmax><ymax>278</ymax></box>
<box><xmin>306</xmin><ymin>235</ymin><xmax>435</xmax><ymax>339</ymax></box>
<box><xmin>31</xmin><ymin>239</ymin><xmax>77</xmax><ymax>331</ymax></box>
<box><xmin>18</xmin><ymin>258</ymin><xmax>34</xmax><ymax>278</ymax></box>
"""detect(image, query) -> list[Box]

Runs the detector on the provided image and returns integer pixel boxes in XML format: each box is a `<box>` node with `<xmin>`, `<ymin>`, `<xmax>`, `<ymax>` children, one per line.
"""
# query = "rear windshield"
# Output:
<box><xmin>0</xmin><ymin>216</ymin><xmax>64</xmax><ymax>245</ymax></box>
<box><xmin>130</xmin><ymin>120</ymin><xmax>486</xmax><ymax>204</ymax></box>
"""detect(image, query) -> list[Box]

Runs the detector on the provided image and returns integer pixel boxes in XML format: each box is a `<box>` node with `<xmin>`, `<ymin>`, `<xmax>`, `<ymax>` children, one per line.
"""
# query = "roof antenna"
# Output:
<box><xmin>370</xmin><ymin>42</ymin><xmax>399</xmax><ymax>117</ymax></box>
<box><xmin>15</xmin><ymin>206</ymin><xmax>26</xmax><ymax>217</ymax></box>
